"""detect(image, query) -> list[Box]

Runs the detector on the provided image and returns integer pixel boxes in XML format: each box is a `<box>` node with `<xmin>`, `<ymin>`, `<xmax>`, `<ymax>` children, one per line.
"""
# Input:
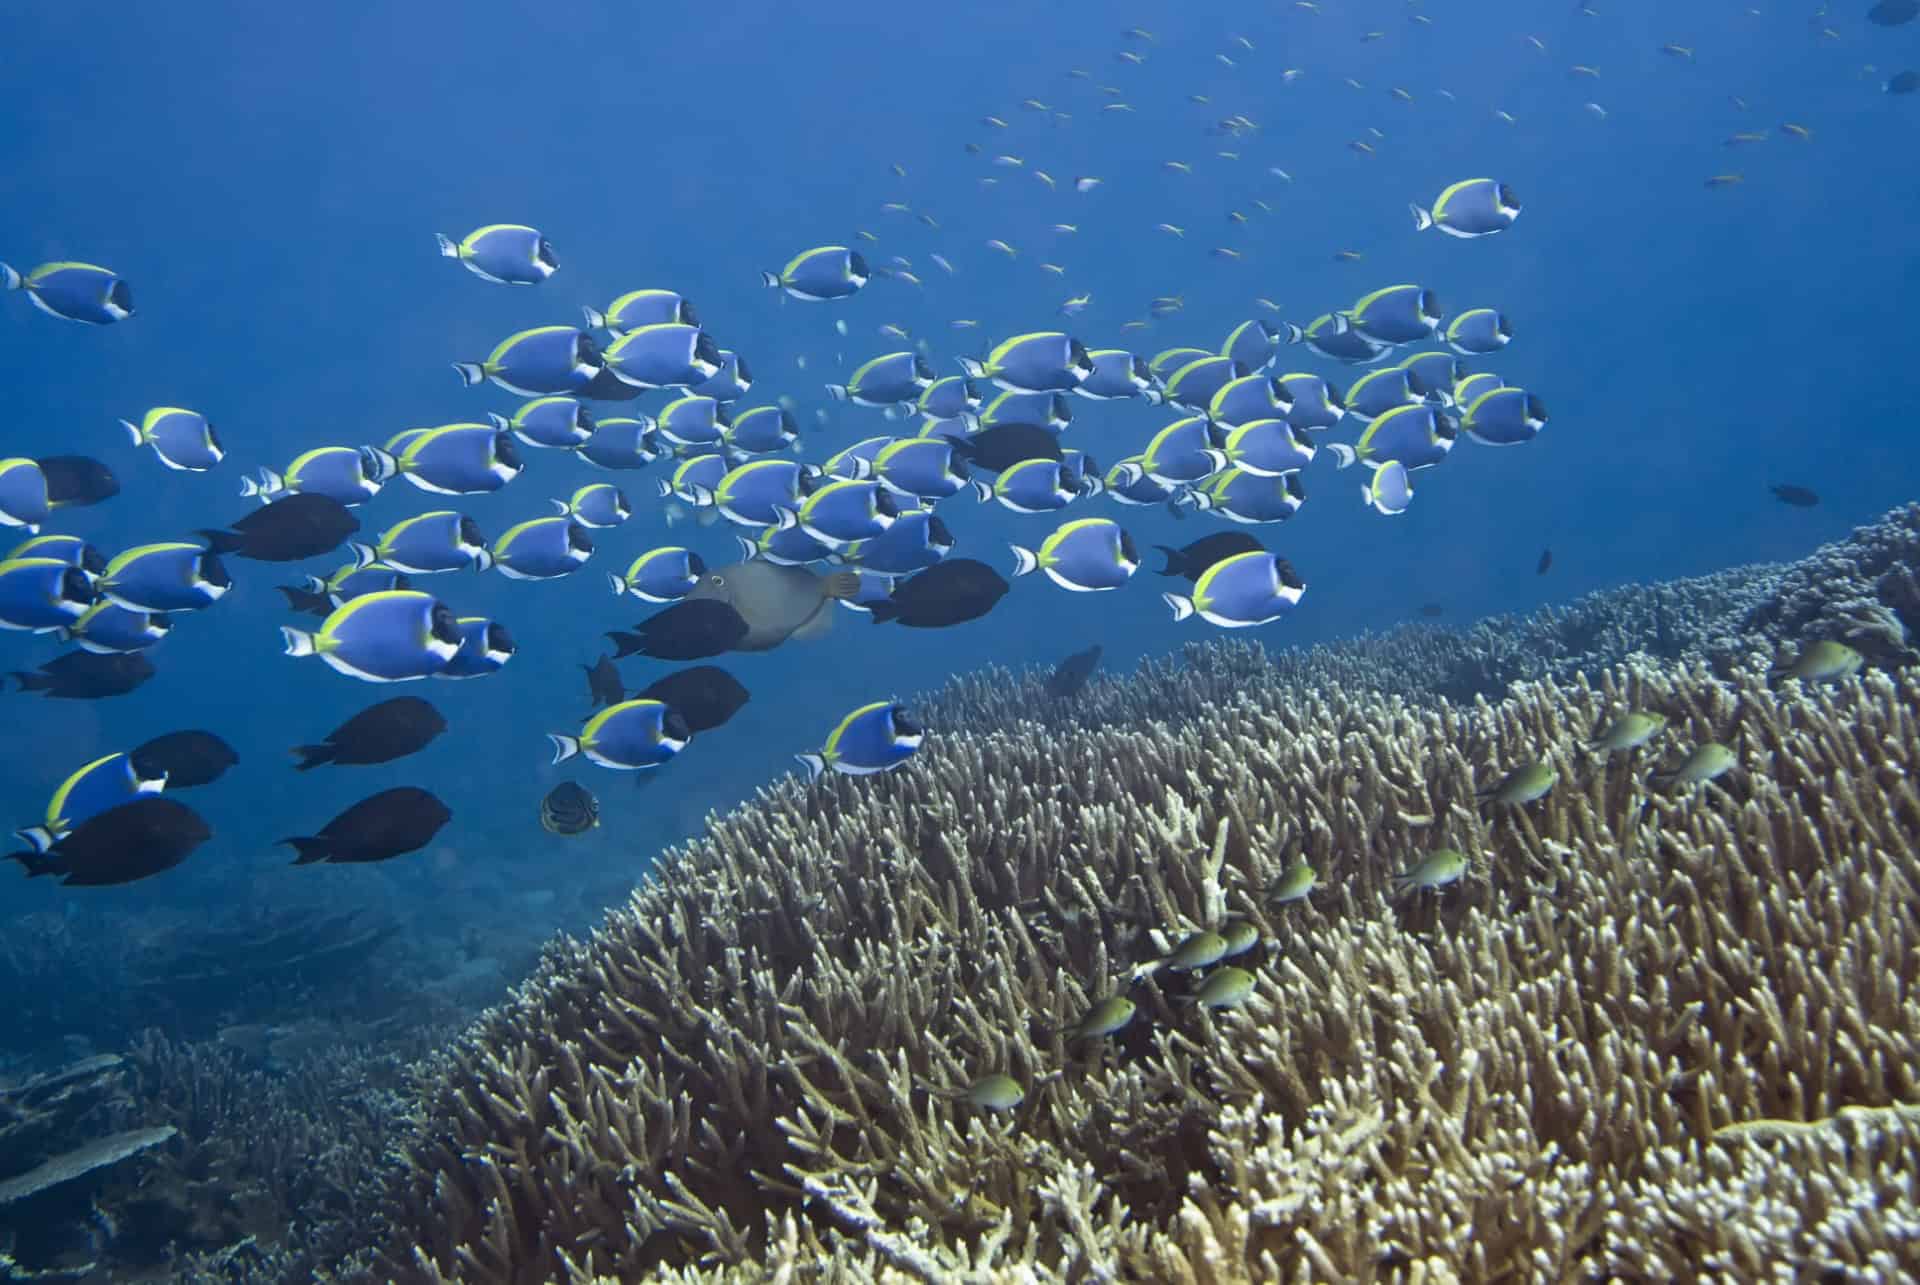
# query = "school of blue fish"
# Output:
<box><xmin>0</xmin><ymin>7</ymin><xmax>1891</xmax><ymax>891</ymax></box>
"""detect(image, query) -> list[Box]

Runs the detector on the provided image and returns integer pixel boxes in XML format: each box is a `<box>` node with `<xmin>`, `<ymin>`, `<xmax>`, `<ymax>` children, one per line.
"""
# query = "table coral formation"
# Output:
<box><xmin>381</xmin><ymin>630</ymin><xmax>1920</xmax><ymax>1280</ymax></box>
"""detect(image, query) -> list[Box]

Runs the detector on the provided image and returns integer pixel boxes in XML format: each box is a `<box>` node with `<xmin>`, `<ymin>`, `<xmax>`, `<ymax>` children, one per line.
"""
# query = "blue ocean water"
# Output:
<box><xmin>1</xmin><ymin>1</ymin><xmax>1916</xmax><ymax>1026</ymax></box>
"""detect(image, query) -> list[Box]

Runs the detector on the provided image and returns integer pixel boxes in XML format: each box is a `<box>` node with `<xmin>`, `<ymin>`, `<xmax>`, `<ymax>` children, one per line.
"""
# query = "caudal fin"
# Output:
<box><xmin>281</xmin><ymin>626</ymin><xmax>319</xmax><ymax>657</ymax></box>
<box><xmin>277</xmin><ymin>585</ymin><xmax>333</xmax><ymax>617</ymax></box>
<box><xmin>1162</xmin><ymin>592</ymin><xmax>1195</xmax><ymax>622</ymax></box>
<box><xmin>451</xmin><ymin>362</ymin><xmax>486</xmax><ymax>387</ymax></box>
<box><xmin>118</xmin><ymin>419</ymin><xmax>146</xmax><ymax>446</ymax></box>
<box><xmin>0</xmin><ymin>263</ymin><xmax>20</xmax><ymax>291</ymax></box>
<box><xmin>1008</xmin><ymin>544</ymin><xmax>1039</xmax><ymax>577</ymax></box>
<box><xmin>759</xmin><ymin>270</ymin><xmax>781</xmax><ymax>289</ymax></box>
<box><xmin>10</xmin><ymin>671</ymin><xmax>52</xmax><ymax>693</ymax></box>
<box><xmin>547</xmin><ymin>734</ymin><xmax>582</xmax><ymax>765</ymax></box>
<box><xmin>795</xmin><ymin>753</ymin><xmax>827</xmax><ymax>782</ymax></box>
<box><xmin>195</xmin><ymin>528</ymin><xmax>245</xmax><ymax>555</ymax></box>
<box><xmin>283</xmin><ymin>836</ymin><xmax>333</xmax><ymax>865</ymax></box>
<box><xmin>1409</xmin><ymin>203</ymin><xmax>1434</xmax><ymax>231</ymax></box>
<box><xmin>1151</xmin><ymin>545</ymin><xmax>1187</xmax><ymax>577</ymax></box>
<box><xmin>290</xmin><ymin>743</ymin><xmax>335</xmax><ymax>771</ymax></box>
<box><xmin>435</xmin><ymin>233</ymin><xmax>460</xmax><ymax>258</ymax></box>
<box><xmin>606</xmin><ymin>630</ymin><xmax>644</xmax><ymax>658</ymax></box>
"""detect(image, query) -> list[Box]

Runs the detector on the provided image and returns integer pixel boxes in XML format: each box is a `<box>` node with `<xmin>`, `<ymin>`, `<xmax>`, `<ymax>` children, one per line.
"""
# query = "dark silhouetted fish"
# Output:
<box><xmin>293</xmin><ymin>696</ymin><xmax>447</xmax><ymax>769</ymax></box>
<box><xmin>607</xmin><ymin>599</ymin><xmax>750</xmax><ymax>660</ymax></box>
<box><xmin>36</xmin><ymin>456</ymin><xmax>119</xmax><ymax>507</ymax></box>
<box><xmin>284</xmin><ymin>786</ymin><xmax>451</xmax><ymax>864</ymax></box>
<box><xmin>870</xmin><ymin>558</ymin><xmax>1010</xmax><ymax>627</ymax></box>
<box><xmin>1418</xmin><ymin>603</ymin><xmax>1446</xmax><ymax>618</ymax></box>
<box><xmin>130</xmin><ymin>730</ymin><xmax>237</xmax><ymax>788</ymax></box>
<box><xmin>540</xmin><ymin>782</ymin><xmax>600</xmax><ymax>835</ymax></box>
<box><xmin>198</xmin><ymin>492</ymin><xmax>359</xmax><ymax>562</ymax></box>
<box><xmin>1870</xmin><ymin>0</ymin><xmax>1917</xmax><ymax>26</ymax></box>
<box><xmin>946</xmin><ymin>424</ymin><xmax>1062</xmax><ymax>473</ymax></box>
<box><xmin>1536</xmin><ymin>548</ymin><xmax>1553</xmax><ymax>575</ymax></box>
<box><xmin>7</xmin><ymin>796</ymin><xmax>210</xmax><ymax>886</ymax></box>
<box><xmin>11</xmin><ymin>651</ymin><xmax>154</xmax><ymax>698</ymax></box>
<box><xmin>636</xmin><ymin>665</ymin><xmax>751</xmax><ymax>732</ymax></box>
<box><xmin>1889</xmin><ymin>69</ymin><xmax>1919</xmax><ymax>94</ymax></box>
<box><xmin>278</xmin><ymin>583</ymin><xmax>335</xmax><ymax>616</ymax></box>
<box><xmin>583</xmin><ymin>654</ymin><xmax>626</xmax><ymax>708</ymax></box>
<box><xmin>1152</xmin><ymin>532</ymin><xmax>1264</xmax><ymax>581</ymax></box>
<box><xmin>1770</xmin><ymin>484</ymin><xmax>1819</xmax><ymax>508</ymax></box>
<box><xmin>1045</xmin><ymin>645</ymin><xmax>1103</xmax><ymax>699</ymax></box>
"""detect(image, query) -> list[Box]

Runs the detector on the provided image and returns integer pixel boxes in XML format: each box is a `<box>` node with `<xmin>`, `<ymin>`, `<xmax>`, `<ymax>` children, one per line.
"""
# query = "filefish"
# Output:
<box><xmin>285</xmin><ymin>787</ymin><xmax>452</xmax><ymax>864</ymax></box>
<box><xmin>540</xmin><ymin>782</ymin><xmax>600</xmax><ymax>836</ymax></box>
<box><xmin>685</xmin><ymin>561</ymin><xmax>861</xmax><ymax>649</ymax></box>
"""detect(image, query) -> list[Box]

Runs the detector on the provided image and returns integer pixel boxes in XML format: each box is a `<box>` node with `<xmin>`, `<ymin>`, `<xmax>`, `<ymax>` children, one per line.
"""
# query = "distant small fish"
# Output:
<box><xmin>1780</xmin><ymin>122</ymin><xmax>1813</xmax><ymax>140</ymax></box>
<box><xmin>1044</xmin><ymin>644</ymin><xmax>1103</xmax><ymax>699</ymax></box>
<box><xmin>1769</xmin><ymin>483</ymin><xmax>1819</xmax><ymax>507</ymax></box>
<box><xmin>1333</xmin><ymin>249</ymin><xmax>1363</xmax><ymax>262</ymax></box>
<box><xmin>1536</xmin><ymin>548</ymin><xmax>1553</xmax><ymax>575</ymax></box>
<box><xmin>1887</xmin><ymin>70</ymin><xmax>1919</xmax><ymax>94</ymax></box>
<box><xmin>1418</xmin><ymin>603</ymin><xmax>1445</xmax><ymax>618</ymax></box>
<box><xmin>1705</xmin><ymin>173</ymin><xmax>1745</xmax><ymax>188</ymax></box>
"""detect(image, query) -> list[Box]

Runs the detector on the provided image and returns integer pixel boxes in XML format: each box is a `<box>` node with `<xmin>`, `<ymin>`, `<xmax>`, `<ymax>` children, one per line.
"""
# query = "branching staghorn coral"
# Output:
<box><xmin>375</xmin><ymin>638</ymin><xmax>1920</xmax><ymax>1282</ymax></box>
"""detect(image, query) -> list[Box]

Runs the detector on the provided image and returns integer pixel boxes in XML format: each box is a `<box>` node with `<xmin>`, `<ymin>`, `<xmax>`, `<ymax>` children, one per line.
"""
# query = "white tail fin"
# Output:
<box><xmin>1009</xmin><ymin>544</ymin><xmax>1039</xmax><ymax>577</ymax></box>
<box><xmin>607</xmin><ymin>572</ymin><xmax>629</xmax><ymax>595</ymax></box>
<box><xmin>486</xmin><ymin>412</ymin><xmax>511</xmax><ymax>431</ymax></box>
<box><xmin>303</xmin><ymin>575</ymin><xmax>327</xmax><ymax>591</ymax></box>
<box><xmin>472</xmin><ymin>548</ymin><xmax>494</xmax><ymax>572</ymax></box>
<box><xmin>348</xmin><ymin>542</ymin><xmax>378</xmax><ymax>572</ymax></box>
<box><xmin>1409</xmin><ymin>203</ymin><xmax>1434</xmax><ymax>231</ymax></box>
<box><xmin>882</xmin><ymin>403</ymin><xmax>911</xmax><ymax>421</ymax></box>
<box><xmin>686</xmin><ymin>483</ymin><xmax>714</xmax><ymax>507</ymax></box>
<box><xmin>239</xmin><ymin>475</ymin><xmax>261</xmax><ymax>497</ymax></box>
<box><xmin>1161</xmin><ymin>593</ymin><xmax>1195</xmax><ymax>622</ymax></box>
<box><xmin>0</xmin><ymin>263</ymin><xmax>20</xmax><ymax>291</ymax></box>
<box><xmin>1327</xmin><ymin>443</ymin><xmax>1357</xmax><ymax>469</ymax></box>
<box><xmin>118</xmin><ymin>419</ymin><xmax>145</xmax><ymax>446</ymax></box>
<box><xmin>795</xmin><ymin>752</ymin><xmax>827</xmax><ymax>782</ymax></box>
<box><xmin>957</xmin><ymin>357</ymin><xmax>987</xmax><ymax>378</ymax></box>
<box><xmin>735</xmin><ymin>536</ymin><xmax>759</xmax><ymax>560</ymax></box>
<box><xmin>582</xmin><ymin>304</ymin><xmax>607</xmax><ymax>328</ymax></box>
<box><xmin>760</xmin><ymin>270</ymin><xmax>781</xmax><ymax>289</ymax></box>
<box><xmin>970</xmin><ymin>479</ymin><xmax>993</xmax><ymax>502</ymax></box>
<box><xmin>550</xmin><ymin>498</ymin><xmax>571</xmax><ymax>515</ymax></box>
<box><xmin>281</xmin><ymin>626</ymin><xmax>318</xmax><ymax>657</ymax></box>
<box><xmin>16</xmin><ymin>826</ymin><xmax>55</xmax><ymax>853</ymax></box>
<box><xmin>362</xmin><ymin>449</ymin><xmax>396</xmax><ymax>483</ymax></box>
<box><xmin>435</xmin><ymin>233</ymin><xmax>460</xmax><ymax>258</ymax></box>
<box><xmin>654</xmin><ymin>479</ymin><xmax>673</xmax><ymax>498</ymax></box>
<box><xmin>772</xmin><ymin>506</ymin><xmax>799</xmax><ymax>531</ymax></box>
<box><xmin>1279</xmin><ymin>322</ymin><xmax>1305</xmax><ymax>344</ymax></box>
<box><xmin>548</xmin><ymin>734</ymin><xmax>581</xmax><ymax>765</ymax></box>
<box><xmin>824</xmin><ymin>384</ymin><xmax>850</xmax><ymax>401</ymax></box>
<box><xmin>451</xmin><ymin>362</ymin><xmax>485</xmax><ymax>387</ymax></box>
<box><xmin>1199</xmin><ymin>448</ymin><xmax>1229</xmax><ymax>474</ymax></box>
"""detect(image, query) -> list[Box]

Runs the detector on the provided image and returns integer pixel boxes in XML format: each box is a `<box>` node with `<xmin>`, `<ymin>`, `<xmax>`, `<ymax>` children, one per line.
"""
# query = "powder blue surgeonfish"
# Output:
<box><xmin>794</xmin><ymin>479</ymin><xmax>899</xmax><ymax>545</ymax></box>
<box><xmin>609</xmin><ymin>547</ymin><xmax>706</xmax><ymax>602</ymax></box>
<box><xmin>1411</xmin><ymin>179</ymin><xmax>1522</xmax><ymax>238</ymax></box>
<box><xmin>281</xmin><ymin>590</ymin><xmax>462</xmax><ymax>682</ymax></box>
<box><xmin>656</xmin><ymin>396</ymin><xmax>731</xmax><ymax>449</ymax></box>
<box><xmin>436</xmin><ymin>225</ymin><xmax>558</xmax><ymax>285</ymax></box>
<box><xmin>960</xmin><ymin>333</ymin><xmax>1095</xmax><ymax>393</ymax></box>
<box><xmin>96</xmin><ymin>544</ymin><xmax>229</xmax><ymax>614</ymax></box>
<box><xmin>722</xmin><ymin>405</ymin><xmax>799</xmax><ymax>456</ymax></box>
<box><xmin>1346</xmin><ymin>285</ymin><xmax>1442</xmax><ymax>345</ymax></box>
<box><xmin>0</xmin><ymin>460</ymin><xmax>51</xmax><ymax>533</ymax></box>
<box><xmin>1162</xmin><ymin>550</ymin><xmax>1306</xmax><ymax>627</ymax></box>
<box><xmin>244</xmin><ymin>445</ymin><xmax>395</xmax><ymax>506</ymax></box>
<box><xmin>552</xmin><ymin>482</ymin><xmax>630</xmax><ymax>528</ymax></box>
<box><xmin>1363</xmin><ymin>461</ymin><xmax>1415</xmax><ymax>515</ymax></box>
<box><xmin>1075</xmin><ymin>350</ymin><xmax>1162</xmax><ymax>401</ymax></box>
<box><xmin>1332</xmin><ymin>403</ymin><xmax>1458</xmax><ymax>472</ymax></box>
<box><xmin>691</xmin><ymin>350</ymin><xmax>752</xmax><ymax>401</ymax></box>
<box><xmin>489</xmin><ymin>397</ymin><xmax>594</xmax><ymax>450</ymax></box>
<box><xmin>0</xmin><ymin>558</ymin><xmax>96</xmax><ymax>631</ymax></box>
<box><xmin>605</xmin><ymin>323</ymin><xmax>724</xmax><ymax>390</ymax></box>
<box><xmin>18</xmin><ymin>751</ymin><xmax>168</xmax><ymax>852</ymax></box>
<box><xmin>396</xmin><ymin>425</ymin><xmax>524</xmax><ymax>495</ymax></box>
<box><xmin>976</xmin><ymin>457</ymin><xmax>1092</xmax><ymax>514</ymax></box>
<box><xmin>1302</xmin><ymin>313</ymin><xmax>1393</xmax><ymax>365</ymax></box>
<box><xmin>1220</xmin><ymin>318</ymin><xmax>1302</xmax><ymax>373</ymax></box>
<box><xmin>1208</xmin><ymin>374</ymin><xmax>1296</xmax><ymax>428</ymax></box>
<box><xmin>437</xmin><ymin>617</ymin><xmax>515</xmax><ymax>678</ymax></box>
<box><xmin>0</xmin><ymin>261</ymin><xmax>134</xmax><ymax>324</ymax></box>
<box><xmin>1462</xmin><ymin>388</ymin><xmax>1548</xmax><ymax>446</ymax></box>
<box><xmin>1010</xmin><ymin>517</ymin><xmax>1138</xmax><ymax>591</ymax></box>
<box><xmin>121</xmin><ymin>408</ymin><xmax>224</xmax><ymax>473</ymax></box>
<box><xmin>828</xmin><ymin>352</ymin><xmax>936</xmax><ymax>408</ymax></box>
<box><xmin>836</xmin><ymin>508</ymin><xmax>953</xmax><ymax>575</ymax></box>
<box><xmin>550</xmin><ymin>699</ymin><xmax>691</xmax><ymax>769</ymax></box>
<box><xmin>1344</xmin><ymin>367</ymin><xmax>1432</xmax><ymax>424</ymax></box>
<box><xmin>351</xmin><ymin>511</ymin><xmax>491</xmax><ymax>574</ymax></box>
<box><xmin>762</xmin><ymin>246</ymin><xmax>869</xmax><ymax>301</ymax></box>
<box><xmin>1444</xmin><ymin>309</ymin><xmax>1513</xmax><ymax>356</ymax></box>
<box><xmin>491</xmin><ymin>517</ymin><xmax>592</xmax><ymax>580</ymax></box>
<box><xmin>62</xmin><ymin>601</ymin><xmax>170</xmax><ymax>653</ymax></box>
<box><xmin>453</xmin><ymin>326</ymin><xmax>604</xmax><ymax>395</ymax></box>
<box><xmin>579</xmin><ymin>417</ymin><xmax>662</xmax><ymax>471</ymax></box>
<box><xmin>1219</xmin><ymin>419</ymin><xmax>1316</xmax><ymax>477</ymax></box>
<box><xmin>795</xmin><ymin>701</ymin><xmax>924</xmax><ymax>780</ymax></box>
<box><xmin>1187</xmin><ymin>469</ymin><xmax>1307</xmax><ymax>525</ymax></box>
<box><xmin>706</xmin><ymin>459</ymin><xmax>819</xmax><ymax>528</ymax></box>
<box><xmin>872</xmin><ymin>438</ymin><xmax>971</xmax><ymax>501</ymax></box>
<box><xmin>1277</xmin><ymin>373</ymin><xmax>1346</xmax><ymax>431</ymax></box>
<box><xmin>583</xmin><ymin>288</ymin><xmax>696</xmax><ymax>332</ymax></box>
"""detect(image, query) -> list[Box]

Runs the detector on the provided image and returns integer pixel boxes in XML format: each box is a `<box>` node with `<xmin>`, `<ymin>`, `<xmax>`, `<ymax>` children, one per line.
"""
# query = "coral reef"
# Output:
<box><xmin>377</xmin><ymin>627</ymin><xmax>1920</xmax><ymax>1279</ymax></box>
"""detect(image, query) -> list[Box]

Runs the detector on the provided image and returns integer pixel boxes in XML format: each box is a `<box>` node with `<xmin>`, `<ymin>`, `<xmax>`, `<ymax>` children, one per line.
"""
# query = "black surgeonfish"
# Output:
<box><xmin>7</xmin><ymin>796</ymin><xmax>210</xmax><ymax>886</ymax></box>
<box><xmin>284</xmin><ymin>787</ymin><xmax>451</xmax><ymax>864</ymax></box>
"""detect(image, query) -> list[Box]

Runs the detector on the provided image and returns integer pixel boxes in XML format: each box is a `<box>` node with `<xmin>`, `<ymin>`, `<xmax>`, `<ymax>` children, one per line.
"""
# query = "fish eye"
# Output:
<box><xmin>708</xmin><ymin>575</ymin><xmax>725</xmax><ymax>587</ymax></box>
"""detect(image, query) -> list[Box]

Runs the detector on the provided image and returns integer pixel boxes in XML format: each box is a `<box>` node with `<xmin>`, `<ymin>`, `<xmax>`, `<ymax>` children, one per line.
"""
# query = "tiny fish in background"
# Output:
<box><xmin>1770</xmin><ymin>484</ymin><xmax>1819</xmax><ymax>507</ymax></box>
<box><xmin>1536</xmin><ymin>548</ymin><xmax>1553</xmax><ymax>575</ymax></box>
